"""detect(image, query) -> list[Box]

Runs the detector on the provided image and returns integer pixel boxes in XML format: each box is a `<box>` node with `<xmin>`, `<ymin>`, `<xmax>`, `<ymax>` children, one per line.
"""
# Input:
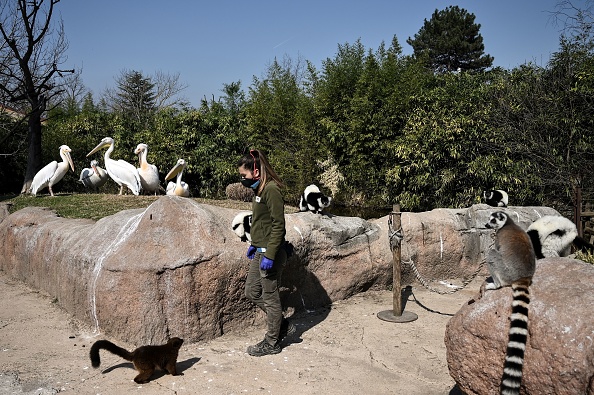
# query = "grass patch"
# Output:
<box><xmin>574</xmin><ymin>250</ymin><xmax>594</xmax><ymax>265</ymax></box>
<box><xmin>1</xmin><ymin>193</ymin><xmax>299</xmax><ymax>221</ymax></box>
<box><xmin>3</xmin><ymin>194</ymin><xmax>160</xmax><ymax>221</ymax></box>
<box><xmin>0</xmin><ymin>193</ymin><xmax>271</xmax><ymax>221</ymax></box>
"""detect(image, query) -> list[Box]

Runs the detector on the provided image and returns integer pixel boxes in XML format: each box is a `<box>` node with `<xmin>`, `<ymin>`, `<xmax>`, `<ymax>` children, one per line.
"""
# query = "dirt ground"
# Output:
<box><xmin>0</xmin><ymin>270</ymin><xmax>477</xmax><ymax>395</ymax></box>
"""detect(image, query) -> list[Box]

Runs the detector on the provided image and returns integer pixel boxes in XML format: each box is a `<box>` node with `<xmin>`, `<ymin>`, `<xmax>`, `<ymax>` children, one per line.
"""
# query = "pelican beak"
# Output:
<box><xmin>165</xmin><ymin>163</ymin><xmax>182</xmax><ymax>181</ymax></box>
<box><xmin>66</xmin><ymin>151</ymin><xmax>75</xmax><ymax>172</ymax></box>
<box><xmin>87</xmin><ymin>141</ymin><xmax>108</xmax><ymax>157</ymax></box>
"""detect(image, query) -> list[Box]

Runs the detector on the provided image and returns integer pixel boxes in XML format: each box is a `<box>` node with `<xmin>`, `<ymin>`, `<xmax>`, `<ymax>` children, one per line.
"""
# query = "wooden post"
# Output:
<box><xmin>391</xmin><ymin>203</ymin><xmax>402</xmax><ymax>316</ymax></box>
<box><xmin>377</xmin><ymin>204</ymin><xmax>418</xmax><ymax>323</ymax></box>
<box><xmin>575</xmin><ymin>186</ymin><xmax>583</xmax><ymax>237</ymax></box>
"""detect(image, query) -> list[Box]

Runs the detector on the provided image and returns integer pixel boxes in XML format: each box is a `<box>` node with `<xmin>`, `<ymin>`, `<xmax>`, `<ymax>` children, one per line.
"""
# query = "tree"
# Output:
<box><xmin>102</xmin><ymin>69</ymin><xmax>188</xmax><ymax>132</ymax></box>
<box><xmin>407</xmin><ymin>6</ymin><xmax>493</xmax><ymax>73</ymax></box>
<box><xmin>490</xmin><ymin>0</ymin><xmax>594</xmax><ymax>210</ymax></box>
<box><xmin>314</xmin><ymin>37</ymin><xmax>427</xmax><ymax>206</ymax></box>
<box><xmin>59</xmin><ymin>70</ymin><xmax>88</xmax><ymax>116</ymax></box>
<box><xmin>245</xmin><ymin>55</ymin><xmax>326</xmax><ymax>202</ymax></box>
<box><xmin>110</xmin><ymin>69</ymin><xmax>156</xmax><ymax>125</ymax></box>
<box><xmin>104</xmin><ymin>69</ymin><xmax>187</xmax><ymax>112</ymax></box>
<box><xmin>387</xmin><ymin>71</ymin><xmax>508</xmax><ymax>211</ymax></box>
<box><xmin>221</xmin><ymin>81</ymin><xmax>245</xmax><ymax>119</ymax></box>
<box><xmin>315</xmin><ymin>39</ymin><xmax>367</xmax><ymax>177</ymax></box>
<box><xmin>552</xmin><ymin>0</ymin><xmax>594</xmax><ymax>38</ymax></box>
<box><xmin>152</xmin><ymin>70</ymin><xmax>189</xmax><ymax>109</ymax></box>
<box><xmin>0</xmin><ymin>0</ymin><xmax>74</xmax><ymax>193</ymax></box>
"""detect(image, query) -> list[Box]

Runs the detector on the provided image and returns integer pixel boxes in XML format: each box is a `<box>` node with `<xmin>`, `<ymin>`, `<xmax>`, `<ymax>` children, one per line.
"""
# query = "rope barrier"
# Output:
<box><xmin>403</xmin><ymin>254</ymin><xmax>485</xmax><ymax>295</ymax></box>
<box><xmin>389</xmin><ymin>213</ymin><xmax>492</xmax><ymax>295</ymax></box>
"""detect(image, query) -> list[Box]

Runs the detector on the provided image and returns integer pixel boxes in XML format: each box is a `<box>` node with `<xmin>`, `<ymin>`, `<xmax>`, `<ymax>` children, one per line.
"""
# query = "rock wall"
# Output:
<box><xmin>397</xmin><ymin>205</ymin><xmax>559</xmax><ymax>285</ymax></box>
<box><xmin>0</xmin><ymin>198</ymin><xmax>390</xmax><ymax>344</ymax></box>
<box><xmin>0</xmin><ymin>198</ymin><xmax>558</xmax><ymax>344</ymax></box>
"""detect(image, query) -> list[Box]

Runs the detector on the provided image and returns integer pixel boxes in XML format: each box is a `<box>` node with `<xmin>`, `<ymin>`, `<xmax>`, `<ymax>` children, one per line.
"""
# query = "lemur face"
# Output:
<box><xmin>486</xmin><ymin>211</ymin><xmax>508</xmax><ymax>230</ymax></box>
<box><xmin>320</xmin><ymin>196</ymin><xmax>332</xmax><ymax>207</ymax></box>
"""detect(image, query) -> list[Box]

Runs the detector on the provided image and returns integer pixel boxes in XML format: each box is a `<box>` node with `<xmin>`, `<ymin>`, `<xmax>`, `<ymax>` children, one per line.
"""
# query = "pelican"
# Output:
<box><xmin>79</xmin><ymin>159</ymin><xmax>109</xmax><ymax>191</ymax></box>
<box><xmin>134</xmin><ymin>143</ymin><xmax>160</xmax><ymax>195</ymax></box>
<box><xmin>165</xmin><ymin>159</ymin><xmax>190</xmax><ymax>197</ymax></box>
<box><xmin>86</xmin><ymin>137</ymin><xmax>141</xmax><ymax>195</ymax></box>
<box><xmin>30</xmin><ymin>144</ymin><xmax>75</xmax><ymax>196</ymax></box>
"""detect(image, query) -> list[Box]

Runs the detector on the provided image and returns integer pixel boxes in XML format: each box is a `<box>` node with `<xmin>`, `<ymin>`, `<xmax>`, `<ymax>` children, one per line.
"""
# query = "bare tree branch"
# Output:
<box><xmin>0</xmin><ymin>0</ymin><xmax>73</xmax><ymax>192</ymax></box>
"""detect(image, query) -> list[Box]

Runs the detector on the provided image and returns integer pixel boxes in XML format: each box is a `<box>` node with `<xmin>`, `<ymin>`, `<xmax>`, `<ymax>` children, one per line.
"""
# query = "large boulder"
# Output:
<box><xmin>0</xmin><ymin>197</ymin><xmax>392</xmax><ymax>344</ymax></box>
<box><xmin>445</xmin><ymin>258</ymin><xmax>594</xmax><ymax>395</ymax></box>
<box><xmin>0</xmin><ymin>198</ymin><xmax>559</xmax><ymax>345</ymax></box>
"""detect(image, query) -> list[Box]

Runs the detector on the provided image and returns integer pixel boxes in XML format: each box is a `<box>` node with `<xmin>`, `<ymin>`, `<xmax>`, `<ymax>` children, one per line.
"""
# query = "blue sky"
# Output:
<box><xmin>58</xmin><ymin>1</ymin><xmax>565</xmax><ymax>107</ymax></box>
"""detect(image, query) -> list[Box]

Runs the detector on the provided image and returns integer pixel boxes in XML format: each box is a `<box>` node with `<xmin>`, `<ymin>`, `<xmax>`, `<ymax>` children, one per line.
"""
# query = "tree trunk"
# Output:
<box><xmin>20</xmin><ymin>113</ymin><xmax>43</xmax><ymax>194</ymax></box>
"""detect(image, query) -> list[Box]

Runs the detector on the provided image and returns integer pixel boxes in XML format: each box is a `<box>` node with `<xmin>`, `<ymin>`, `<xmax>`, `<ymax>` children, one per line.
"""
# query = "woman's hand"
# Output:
<box><xmin>260</xmin><ymin>257</ymin><xmax>274</xmax><ymax>270</ymax></box>
<box><xmin>246</xmin><ymin>245</ymin><xmax>257</xmax><ymax>259</ymax></box>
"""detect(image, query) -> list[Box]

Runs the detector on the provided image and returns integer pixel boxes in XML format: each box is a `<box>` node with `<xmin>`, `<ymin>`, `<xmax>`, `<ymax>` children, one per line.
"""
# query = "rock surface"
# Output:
<box><xmin>445</xmin><ymin>258</ymin><xmax>594</xmax><ymax>395</ymax></box>
<box><xmin>0</xmin><ymin>198</ymin><xmax>558</xmax><ymax>345</ymax></box>
<box><xmin>0</xmin><ymin>197</ymin><xmax>392</xmax><ymax>344</ymax></box>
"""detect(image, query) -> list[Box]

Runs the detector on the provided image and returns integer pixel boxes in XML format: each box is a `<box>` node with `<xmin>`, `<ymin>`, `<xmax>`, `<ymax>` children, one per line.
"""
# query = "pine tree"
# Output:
<box><xmin>407</xmin><ymin>6</ymin><xmax>494</xmax><ymax>73</ymax></box>
<box><xmin>115</xmin><ymin>70</ymin><xmax>156</xmax><ymax>124</ymax></box>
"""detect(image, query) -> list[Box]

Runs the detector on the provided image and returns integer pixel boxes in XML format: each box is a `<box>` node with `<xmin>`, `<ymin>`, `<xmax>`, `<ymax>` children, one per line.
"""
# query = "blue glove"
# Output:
<box><xmin>260</xmin><ymin>256</ymin><xmax>274</xmax><ymax>270</ymax></box>
<box><xmin>246</xmin><ymin>245</ymin><xmax>257</xmax><ymax>260</ymax></box>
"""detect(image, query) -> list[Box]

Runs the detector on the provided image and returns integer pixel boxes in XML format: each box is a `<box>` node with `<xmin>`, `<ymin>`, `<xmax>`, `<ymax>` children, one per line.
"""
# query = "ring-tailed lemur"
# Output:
<box><xmin>299</xmin><ymin>184</ymin><xmax>332</xmax><ymax>214</ymax></box>
<box><xmin>527</xmin><ymin>215</ymin><xmax>594</xmax><ymax>259</ymax></box>
<box><xmin>231</xmin><ymin>211</ymin><xmax>252</xmax><ymax>242</ymax></box>
<box><xmin>485</xmin><ymin>211</ymin><xmax>536</xmax><ymax>395</ymax></box>
<box><xmin>483</xmin><ymin>190</ymin><xmax>508</xmax><ymax>207</ymax></box>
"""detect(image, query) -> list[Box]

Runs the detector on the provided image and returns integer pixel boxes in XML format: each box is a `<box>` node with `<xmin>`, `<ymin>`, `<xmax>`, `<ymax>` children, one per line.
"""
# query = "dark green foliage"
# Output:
<box><xmin>315</xmin><ymin>38</ymin><xmax>426</xmax><ymax>206</ymax></box>
<box><xmin>387</xmin><ymin>70</ymin><xmax>522</xmax><ymax>210</ymax></box>
<box><xmin>407</xmin><ymin>6</ymin><xmax>494</xmax><ymax>73</ymax></box>
<box><xmin>0</xmin><ymin>114</ymin><xmax>29</xmax><ymax>193</ymax></box>
<box><xmin>246</xmin><ymin>56</ymin><xmax>327</xmax><ymax>204</ymax></box>
<box><xmin>487</xmin><ymin>33</ymin><xmax>594</xmax><ymax>210</ymax></box>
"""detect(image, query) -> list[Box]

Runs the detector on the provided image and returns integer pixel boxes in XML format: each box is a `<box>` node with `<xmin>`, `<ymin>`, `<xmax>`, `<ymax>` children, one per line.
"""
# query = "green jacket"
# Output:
<box><xmin>250</xmin><ymin>180</ymin><xmax>286</xmax><ymax>260</ymax></box>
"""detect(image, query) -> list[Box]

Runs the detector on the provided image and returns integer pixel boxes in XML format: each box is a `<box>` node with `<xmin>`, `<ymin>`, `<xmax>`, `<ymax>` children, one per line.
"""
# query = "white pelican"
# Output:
<box><xmin>30</xmin><ymin>144</ymin><xmax>74</xmax><ymax>196</ymax></box>
<box><xmin>79</xmin><ymin>159</ymin><xmax>109</xmax><ymax>191</ymax></box>
<box><xmin>86</xmin><ymin>137</ymin><xmax>141</xmax><ymax>195</ymax></box>
<box><xmin>134</xmin><ymin>143</ymin><xmax>160</xmax><ymax>195</ymax></box>
<box><xmin>165</xmin><ymin>159</ymin><xmax>190</xmax><ymax>197</ymax></box>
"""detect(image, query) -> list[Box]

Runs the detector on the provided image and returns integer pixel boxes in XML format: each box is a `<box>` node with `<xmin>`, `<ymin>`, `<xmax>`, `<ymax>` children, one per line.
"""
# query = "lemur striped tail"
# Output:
<box><xmin>500</xmin><ymin>278</ymin><xmax>531</xmax><ymax>395</ymax></box>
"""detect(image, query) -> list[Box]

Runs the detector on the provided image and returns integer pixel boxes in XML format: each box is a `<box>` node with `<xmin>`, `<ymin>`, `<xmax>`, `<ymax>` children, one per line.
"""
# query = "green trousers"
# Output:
<box><xmin>245</xmin><ymin>248</ymin><xmax>287</xmax><ymax>345</ymax></box>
